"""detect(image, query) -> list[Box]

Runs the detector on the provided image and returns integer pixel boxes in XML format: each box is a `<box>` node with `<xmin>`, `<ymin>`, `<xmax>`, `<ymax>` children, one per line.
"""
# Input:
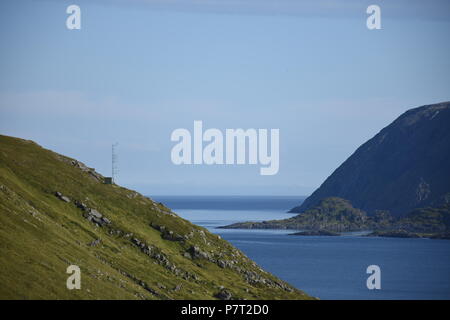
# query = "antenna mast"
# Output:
<box><xmin>112</xmin><ymin>142</ymin><xmax>118</xmax><ymax>184</ymax></box>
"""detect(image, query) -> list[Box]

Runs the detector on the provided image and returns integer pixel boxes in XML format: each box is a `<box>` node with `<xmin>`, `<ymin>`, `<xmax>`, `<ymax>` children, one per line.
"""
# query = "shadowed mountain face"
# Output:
<box><xmin>290</xmin><ymin>102</ymin><xmax>450</xmax><ymax>217</ymax></box>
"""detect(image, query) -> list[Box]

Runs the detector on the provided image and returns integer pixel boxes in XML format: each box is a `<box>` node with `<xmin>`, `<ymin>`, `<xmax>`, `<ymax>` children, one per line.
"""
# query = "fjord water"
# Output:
<box><xmin>153</xmin><ymin>196</ymin><xmax>450</xmax><ymax>300</ymax></box>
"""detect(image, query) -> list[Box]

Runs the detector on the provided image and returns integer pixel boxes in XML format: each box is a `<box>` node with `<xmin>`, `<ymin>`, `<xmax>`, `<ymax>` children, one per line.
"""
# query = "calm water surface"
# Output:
<box><xmin>153</xmin><ymin>196</ymin><xmax>450</xmax><ymax>300</ymax></box>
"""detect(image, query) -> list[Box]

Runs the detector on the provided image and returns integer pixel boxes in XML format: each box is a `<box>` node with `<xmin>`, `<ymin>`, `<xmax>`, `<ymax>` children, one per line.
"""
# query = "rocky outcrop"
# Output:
<box><xmin>83</xmin><ymin>208</ymin><xmax>111</xmax><ymax>227</ymax></box>
<box><xmin>54</xmin><ymin>191</ymin><xmax>70</xmax><ymax>203</ymax></box>
<box><xmin>150</xmin><ymin>223</ymin><xmax>185</xmax><ymax>242</ymax></box>
<box><xmin>215</xmin><ymin>289</ymin><xmax>233</xmax><ymax>300</ymax></box>
<box><xmin>88</xmin><ymin>239</ymin><xmax>101</xmax><ymax>247</ymax></box>
<box><xmin>187</xmin><ymin>246</ymin><xmax>211</xmax><ymax>260</ymax></box>
<box><xmin>56</xmin><ymin>155</ymin><xmax>105</xmax><ymax>183</ymax></box>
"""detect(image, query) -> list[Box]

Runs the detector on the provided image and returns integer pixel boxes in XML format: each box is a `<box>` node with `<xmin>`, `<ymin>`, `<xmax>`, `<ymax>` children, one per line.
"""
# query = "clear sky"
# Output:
<box><xmin>1</xmin><ymin>0</ymin><xmax>449</xmax><ymax>196</ymax></box>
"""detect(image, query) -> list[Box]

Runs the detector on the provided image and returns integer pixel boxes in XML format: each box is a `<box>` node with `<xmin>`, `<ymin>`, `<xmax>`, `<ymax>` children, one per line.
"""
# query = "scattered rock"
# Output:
<box><xmin>102</xmin><ymin>217</ymin><xmax>111</xmax><ymax>224</ymax></box>
<box><xmin>150</xmin><ymin>223</ymin><xmax>185</xmax><ymax>242</ymax></box>
<box><xmin>187</xmin><ymin>246</ymin><xmax>210</xmax><ymax>260</ymax></box>
<box><xmin>69</xmin><ymin>160</ymin><xmax>103</xmax><ymax>182</ymax></box>
<box><xmin>81</xmin><ymin>207</ymin><xmax>111</xmax><ymax>227</ymax></box>
<box><xmin>88</xmin><ymin>208</ymin><xmax>102</xmax><ymax>219</ymax></box>
<box><xmin>217</xmin><ymin>260</ymin><xmax>231</xmax><ymax>268</ymax></box>
<box><xmin>215</xmin><ymin>289</ymin><xmax>233</xmax><ymax>300</ymax></box>
<box><xmin>55</xmin><ymin>191</ymin><xmax>70</xmax><ymax>203</ymax></box>
<box><xmin>162</xmin><ymin>230</ymin><xmax>184</xmax><ymax>242</ymax></box>
<box><xmin>132</xmin><ymin>238</ymin><xmax>142</xmax><ymax>246</ymax></box>
<box><xmin>183</xmin><ymin>252</ymin><xmax>192</xmax><ymax>259</ymax></box>
<box><xmin>157</xmin><ymin>283</ymin><xmax>166</xmax><ymax>290</ymax></box>
<box><xmin>108</xmin><ymin>229</ymin><xmax>122</xmax><ymax>236</ymax></box>
<box><xmin>173</xmin><ymin>284</ymin><xmax>182</xmax><ymax>292</ymax></box>
<box><xmin>74</xmin><ymin>200</ymin><xmax>88</xmax><ymax>211</ymax></box>
<box><xmin>137</xmin><ymin>280</ymin><xmax>159</xmax><ymax>296</ymax></box>
<box><xmin>126</xmin><ymin>192</ymin><xmax>139</xmax><ymax>199</ymax></box>
<box><xmin>88</xmin><ymin>239</ymin><xmax>101</xmax><ymax>247</ymax></box>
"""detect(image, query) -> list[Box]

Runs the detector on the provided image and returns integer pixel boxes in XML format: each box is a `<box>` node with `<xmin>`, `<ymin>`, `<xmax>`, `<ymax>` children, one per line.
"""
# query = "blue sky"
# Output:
<box><xmin>1</xmin><ymin>0</ymin><xmax>449</xmax><ymax>195</ymax></box>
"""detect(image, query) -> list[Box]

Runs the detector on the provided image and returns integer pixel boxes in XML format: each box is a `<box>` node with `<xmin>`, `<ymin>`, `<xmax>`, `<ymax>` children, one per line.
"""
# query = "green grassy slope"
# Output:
<box><xmin>0</xmin><ymin>135</ymin><xmax>311</xmax><ymax>300</ymax></box>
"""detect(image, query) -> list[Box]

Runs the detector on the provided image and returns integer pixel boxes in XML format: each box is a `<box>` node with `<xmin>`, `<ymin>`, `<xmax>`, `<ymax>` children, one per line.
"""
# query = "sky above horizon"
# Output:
<box><xmin>1</xmin><ymin>0</ymin><xmax>449</xmax><ymax>196</ymax></box>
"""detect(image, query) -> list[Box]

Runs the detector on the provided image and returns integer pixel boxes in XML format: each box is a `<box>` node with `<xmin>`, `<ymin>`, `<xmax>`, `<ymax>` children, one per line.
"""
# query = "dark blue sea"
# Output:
<box><xmin>152</xmin><ymin>196</ymin><xmax>450</xmax><ymax>300</ymax></box>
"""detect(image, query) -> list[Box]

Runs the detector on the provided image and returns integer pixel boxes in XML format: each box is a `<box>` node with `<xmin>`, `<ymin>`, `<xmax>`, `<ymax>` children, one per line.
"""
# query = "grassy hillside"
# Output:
<box><xmin>0</xmin><ymin>135</ymin><xmax>311</xmax><ymax>300</ymax></box>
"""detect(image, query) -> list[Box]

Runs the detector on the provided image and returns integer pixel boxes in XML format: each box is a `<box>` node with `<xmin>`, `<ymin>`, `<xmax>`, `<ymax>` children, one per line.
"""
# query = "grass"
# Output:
<box><xmin>0</xmin><ymin>134</ymin><xmax>312</xmax><ymax>300</ymax></box>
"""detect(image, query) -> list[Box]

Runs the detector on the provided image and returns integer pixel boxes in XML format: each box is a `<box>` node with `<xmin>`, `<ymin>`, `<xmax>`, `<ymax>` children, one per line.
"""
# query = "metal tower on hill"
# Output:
<box><xmin>112</xmin><ymin>142</ymin><xmax>118</xmax><ymax>184</ymax></box>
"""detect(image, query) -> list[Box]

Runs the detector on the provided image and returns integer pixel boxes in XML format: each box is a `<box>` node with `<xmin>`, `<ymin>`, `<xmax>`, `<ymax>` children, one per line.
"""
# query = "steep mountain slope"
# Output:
<box><xmin>290</xmin><ymin>102</ymin><xmax>450</xmax><ymax>217</ymax></box>
<box><xmin>0</xmin><ymin>135</ymin><xmax>311</xmax><ymax>300</ymax></box>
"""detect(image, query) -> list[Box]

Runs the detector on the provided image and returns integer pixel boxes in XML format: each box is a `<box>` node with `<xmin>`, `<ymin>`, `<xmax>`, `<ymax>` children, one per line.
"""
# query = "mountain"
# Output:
<box><xmin>221</xmin><ymin>102</ymin><xmax>450</xmax><ymax>237</ymax></box>
<box><xmin>290</xmin><ymin>102</ymin><xmax>450</xmax><ymax>217</ymax></box>
<box><xmin>0</xmin><ymin>135</ymin><xmax>311</xmax><ymax>300</ymax></box>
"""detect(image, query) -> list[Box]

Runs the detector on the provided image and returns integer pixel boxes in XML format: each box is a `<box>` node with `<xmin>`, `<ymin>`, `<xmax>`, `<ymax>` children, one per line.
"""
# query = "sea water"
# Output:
<box><xmin>152</xmin><ymin>196</ymin><xmax>450</xmax><ymax>300</ymax></box>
